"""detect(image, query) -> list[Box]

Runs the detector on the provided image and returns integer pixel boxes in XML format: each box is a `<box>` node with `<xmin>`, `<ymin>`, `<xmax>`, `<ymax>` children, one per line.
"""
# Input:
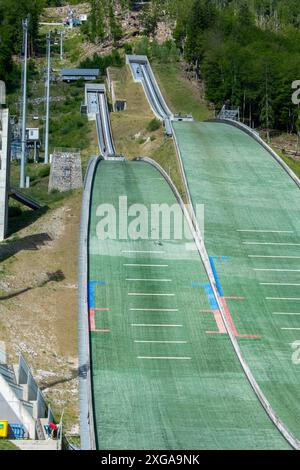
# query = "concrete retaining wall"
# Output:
<box><xmin>77</xmin><ymin>156</ymin><xmax>101</xmax><ymax>450</ymax></box>
<box><xmin>0</xmin><ymin>108</ymin><xmax>10</xmax><ymax>241</ymax></box>
<box><xmin>0</xmin><ymin>374</ymin><xmax>36</xmax><ymax>438</ymax></box>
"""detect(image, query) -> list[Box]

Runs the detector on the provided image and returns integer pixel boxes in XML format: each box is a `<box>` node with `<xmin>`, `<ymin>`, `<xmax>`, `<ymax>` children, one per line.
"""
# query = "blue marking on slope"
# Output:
<box><xmin>203</xmin><ymin>283</ymin><xmax>218</xmax><ymax>310</ymax></box>
<box><xmin>192</xmin><ymin>282</ymin><xmax>218</xmax><ymax>310</ymax></box>
<box><xmin>88</xmin><ymin>282</ymin><xmax>95</xmax><ymax>309</ymax></box>
<box><xmin>209</xmin><ymin>257</ymin><xmax>224</xmax><ymax>297</ymax></box>
<box><xmin>88</xmin><ymin>281</ymin><xmax>107</xmax><ymax>308</ymax></box>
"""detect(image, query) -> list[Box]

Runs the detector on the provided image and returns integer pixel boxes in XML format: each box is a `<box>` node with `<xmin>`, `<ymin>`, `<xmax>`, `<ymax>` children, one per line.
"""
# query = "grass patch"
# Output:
<box><xmin>152</xmin><ymin>62</ymin><xmax>212</xmax><ymax>121</ymax></box>
<box><xmin>109</xmin><ymin>65</ymin><xmax>186</xmax><ymax>198</ymax></box>
<box><xmin>152</xmin><ymin>139</ymin><xmax>186</xmax><ymax>200</ymax></box>
<box><xmin>0</xmin><ymin>440</ymin><xmax>19</xmax><ymax>450</ymax></box>
<box><xmin>276</xmin><ymin>152</ymin><xmax>300</xmax><ymax>178</ymax></box>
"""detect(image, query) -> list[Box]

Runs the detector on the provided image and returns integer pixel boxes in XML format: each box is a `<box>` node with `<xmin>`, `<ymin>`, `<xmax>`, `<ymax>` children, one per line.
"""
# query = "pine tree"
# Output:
<box><xmin>109</xmin><ymin>1</ymin><xmax>122</xmax><ymax>44</ymax></box>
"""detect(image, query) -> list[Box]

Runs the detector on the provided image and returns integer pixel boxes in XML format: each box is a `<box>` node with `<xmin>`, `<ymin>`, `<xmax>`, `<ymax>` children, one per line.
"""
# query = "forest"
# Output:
<box><xmin>83</xmin><ymin>0</ymin><xmax>300</xmax><ymax>131</ymax></box>
<box><xmin>1</xmin><ymin>0</ymin><xmax>300</xmax><ymax>131</ymax></box>
<box><xmin>0</xmin><ymin>0</ymin><xmax>44</xmax><ymax>88</ymax></box>
<box><xmin>171</xmin><ymin>0</ymin><xmax>300</xmax><ymax>131</ymax></box>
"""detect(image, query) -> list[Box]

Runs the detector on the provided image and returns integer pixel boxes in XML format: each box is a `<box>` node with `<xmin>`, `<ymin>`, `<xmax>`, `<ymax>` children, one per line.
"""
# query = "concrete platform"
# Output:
<box><xmin>11</xmin><ymin>439</ymin><xmax>59</xmax><ymax>451</ymax></box>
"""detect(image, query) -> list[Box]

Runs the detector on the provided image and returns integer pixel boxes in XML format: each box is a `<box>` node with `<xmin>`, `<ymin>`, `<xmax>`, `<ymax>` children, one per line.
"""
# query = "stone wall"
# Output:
<box><xmin>48</xmin><ymin>150</ymin><xmax>83</xmax><ymax>192</ymax></box>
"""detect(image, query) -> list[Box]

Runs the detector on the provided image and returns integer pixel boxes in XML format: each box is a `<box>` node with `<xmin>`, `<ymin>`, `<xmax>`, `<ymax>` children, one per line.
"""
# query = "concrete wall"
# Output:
<box><xmin>107</xmin><ymin>69</ymin><xmax>127</xmax><ymax>112</ymax></box>
<box><xmin>0</xmin><ymin>374</ymin><xmax>36</xmax><ymax>438</ymax></box>
<box><xmin>0</xmin><ymin>108</ymin><xmax>10</xmax><ymax>241</ymax></box>
<box><xmin>0</xmin><ymin>392</ymin><xmax>22</xmax><ymax>424</ymax></box>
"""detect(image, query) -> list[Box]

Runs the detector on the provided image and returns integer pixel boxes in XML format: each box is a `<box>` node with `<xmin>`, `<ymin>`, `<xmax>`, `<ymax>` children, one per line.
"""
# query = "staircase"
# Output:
<box><xmin>0</xmin><ymin>349</ymin><xmax>52</xmax><ymax>441</ymax></box>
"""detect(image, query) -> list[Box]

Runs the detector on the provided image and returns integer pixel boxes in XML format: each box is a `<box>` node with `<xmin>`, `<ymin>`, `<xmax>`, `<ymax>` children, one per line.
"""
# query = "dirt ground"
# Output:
<box><xmin>41</xmin><ymin>3</ymin><xmax>90</xmax><ymax>22</ymax></box>
<box><xmin>0</xmin><ymin>192</ymin><xmax>82</xmax><ymax>432</ymax></box>
<box><xmin>263</xmin><ymin>131</ymin><xmax>300</xmax><ymax>159</ymax></box>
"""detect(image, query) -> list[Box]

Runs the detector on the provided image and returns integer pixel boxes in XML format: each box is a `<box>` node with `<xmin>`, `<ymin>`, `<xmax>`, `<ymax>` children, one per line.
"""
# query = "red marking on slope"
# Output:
<box><xmin>220</xmin><ymin>298</ymin><xmax>239</xmax><ymax>337</ymax></box>
<box><xmin>89</xmin><ymin>309</ymin><xmax>111</xmax><ymax>332</ymax></box>
<box><xmin>239</xmin><ymin>334</ymin><xmax>260</xmax><ymax>339</ymax></box>
<box><xmin>205</xmin><ymin>310</ymin><xmax>227</xmax><ymax>334</ymax></box>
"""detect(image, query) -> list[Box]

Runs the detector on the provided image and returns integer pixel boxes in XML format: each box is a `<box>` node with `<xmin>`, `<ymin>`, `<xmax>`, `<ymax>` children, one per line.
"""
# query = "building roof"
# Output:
<box><xmin>60</xmin><ymin>68</ymin><xmax>100</xmax><ymax>77</ymax></box>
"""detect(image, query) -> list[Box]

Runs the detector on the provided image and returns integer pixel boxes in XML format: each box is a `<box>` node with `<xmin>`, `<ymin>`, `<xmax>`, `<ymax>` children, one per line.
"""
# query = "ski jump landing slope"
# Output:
<box><xmin>78</xmin><ymin>157</ymin><xmax>290</xmax><ymax>450</ymax></box>
<box><xmin>173</xmin><ymin>120</ymin><xmax>300</xmax><ymax>443</ymax></box>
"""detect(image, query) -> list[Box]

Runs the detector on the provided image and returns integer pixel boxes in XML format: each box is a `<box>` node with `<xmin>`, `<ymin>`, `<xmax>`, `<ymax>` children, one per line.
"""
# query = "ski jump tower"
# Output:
<box><xmin>0</xmin><ymin>81</ymin><xmax>10</xmax><ymax>241</ymax></box>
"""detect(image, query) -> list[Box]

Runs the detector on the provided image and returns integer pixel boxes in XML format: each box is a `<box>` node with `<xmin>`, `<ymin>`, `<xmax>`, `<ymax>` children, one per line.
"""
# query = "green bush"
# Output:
<box><xmin>147</xmin><ymin>118</ymin><xmax>161</xmax><ymax>132</ymax></box>
<box><xmin>124</xmin><ymin>43</ymin><xmax>133</xmax><ymax>54</ymax></box>
<box><xmin>134</xmin><ymin>38</ymin><xmax>179</xmax><ymax>63</ymax></box>
<box><xmin>38</xmin><ymin>165</ymin><xmax>50</xmax><ymax>178</ymax></box>
<box><xmin>79</xmin><ymin>50</ymin><xmax>123</xmax><ymax>75</ymax></box>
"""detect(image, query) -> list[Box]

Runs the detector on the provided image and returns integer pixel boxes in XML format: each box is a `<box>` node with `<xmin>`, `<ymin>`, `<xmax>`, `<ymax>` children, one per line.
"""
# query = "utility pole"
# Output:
<box><xmin>44</xmin><ymin>32</ymin><xmax>51</xmax><ymax>164</ymax></box>
<box><xmin>60</xmin><ymin>30</ymin><xmax>64</xmax><ymax>61</ymax></box>
<box><xmin>20</xmin><ymin>18</ymin><xmax>28</xmax><ymax>188</ymax></box>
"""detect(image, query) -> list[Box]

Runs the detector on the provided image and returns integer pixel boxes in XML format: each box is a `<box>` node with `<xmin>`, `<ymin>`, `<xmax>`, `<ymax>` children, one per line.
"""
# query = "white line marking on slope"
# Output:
<box><xmin>260</xmin><ymin>283</ymin><xmax>300</xmax><ymax>286</ymax></box>
<box><xmin>273</xmin><ymin>312</ymin><xmax>300</xmax><ymax>316</ymax></box>
<box><xmin>249</xmin><ymin>255</ymin><xmax>300</xmax><ymax>259</ymax></box>
<box><xmin>124</xmin><ymin>264</ymin><xmax>168</xmax><ymax>267</ymax></box>
<box><xmin>134</xmin><ymin>340</ymin><xmax>187</xmax><ymax>344</ymax></box>
<box><xmin>122</xmin><ymin>250</ymin><xmax>165</xmax><ymax>254</ymax></box>
<box><xmin>126</xmin><ymin>278</ymin><xmax>172</xmax><ymax>282</ymax></box>
<box><xmin>128</xmin><ymin>293</ymin><xmax>174</xmax><ymax>296</ymax></box>
<box><xmin>254</xmin><ymin>269</ymin><xmax>300</xmax><ymax>272</ymax></box>
<box><xmin>244</xmin><ymin>242</ymin><xmax>300</xmax><ymax>246</ymax></box>
<box><xmin>266</xmin><ymin>297</ymin><xmax>300</xmax><ymax>301</ymax></box>
<box><xmin>237</xmin><ymin>230</ymin><xmax>293</xmax><ymax>233</ymax></box>
<box><xmin>131</xmin><ymin>323</ymin><xmax>183</xmax><ymax>327</ymax></box>
<box><xmin>137</xmin><ymin>356</ymin><xmax>191</xmax><ymax>360</ymax></box>
<box><xmin>281</xmin><ymin>328</ymin><xmax>300</xmax><ymax>331</ymax></box>
<box><xmin>130</xmin><ymin>308</ymin><xmax>178</xmax><ymax>312</ymax></box>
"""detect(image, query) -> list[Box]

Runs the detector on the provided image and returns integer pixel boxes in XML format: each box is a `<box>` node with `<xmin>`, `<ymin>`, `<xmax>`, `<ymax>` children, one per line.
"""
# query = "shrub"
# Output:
<box><xmin>38</xmin><ymin>165</ymin><xmax>50</xmax><ymax>178</ymax></box>
<box><xmin>147</xmin><ymin>118</ymin><xmax>161</xmax><ymax>132</ymax></box>
<box><xmin>124</xmin><ymin>43</ymin><xmax>133</xmax><ymax>54</ymax></box>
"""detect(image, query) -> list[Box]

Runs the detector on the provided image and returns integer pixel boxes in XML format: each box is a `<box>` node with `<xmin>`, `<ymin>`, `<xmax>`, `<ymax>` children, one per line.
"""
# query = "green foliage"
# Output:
<box><xmin>108</xmin><ymin>1</ymin><xmax>123</xmax><ymax>44</ymax></box>
<box><xmin>163</xmin><ymin>0</ymin><xmax>300</xmax><ymax>132</ymax></box>
<box><xmin>83</xmin><ymin>0</ymin><xmax>123</xmax><ymax>43</ymax></box>
<box><xmin>147</xmin><ymin>118</ymin><xmax>161</xmax><ymax>132</ymax></box>
<box><xmin>124</xmin><ymin>43</ymin><xmax>133</xmax><ymax>54</ymax></box>
<box><xmin>0</xmin><ymin>0</ymin><xmax>44</xmax><ymax>88</ymax></box>
<box><xmin>134</xmin><ymin>38</ymin><xmax>179</xmax><ymax>64</ymax></box>
<box><xmin>85</xmin><ymin>0</ymin><xmax>106</xmax><ymax>43</ymax></box>
<box><xmin>140</xmin><ymin>3</ymin><xmax>159</xmax><ymax>37</ymax></box>
<box><xmin>80</xmin><ymin>50</ymin><xmax>123</xmax><ymax>73</ymax></box>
